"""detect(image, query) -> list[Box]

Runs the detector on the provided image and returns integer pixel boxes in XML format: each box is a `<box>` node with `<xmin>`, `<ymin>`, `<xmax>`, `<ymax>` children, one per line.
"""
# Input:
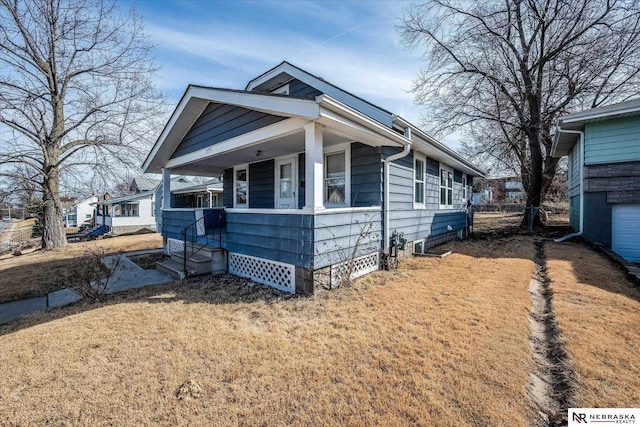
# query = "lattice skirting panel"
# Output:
<box><xmin>166</xmin><ymin>238</ymin><xmax>184</xmax><ymax>255</ymax></box>
<box><xmin>331</xmin><ymin>252</ymin><xmax>379</xmax><ymax>287</ymax></box>
<box><xmin>228</xmin><ymin>253</ymin><xmax>296</xmax><ymax>294</ymax></box>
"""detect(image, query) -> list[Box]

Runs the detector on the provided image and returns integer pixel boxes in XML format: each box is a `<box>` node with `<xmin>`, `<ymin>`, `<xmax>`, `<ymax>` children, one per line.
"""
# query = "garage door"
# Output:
<box><xmin>612</xmin><ymin>204</ymin><xmax>640</xmax><ymax>262</ymax></box>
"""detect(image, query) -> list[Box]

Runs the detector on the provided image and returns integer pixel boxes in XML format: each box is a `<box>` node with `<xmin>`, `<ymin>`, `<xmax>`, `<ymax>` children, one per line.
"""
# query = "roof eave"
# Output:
<box><xmin>142</xmin><ymin>87</ymin><xmax>321</xmax><ymax>174</ymax></box>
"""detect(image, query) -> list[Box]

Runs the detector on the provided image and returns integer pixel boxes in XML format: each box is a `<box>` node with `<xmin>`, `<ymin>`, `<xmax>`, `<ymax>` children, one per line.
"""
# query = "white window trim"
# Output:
<box><xmin>413</xmin><ymin>153</ymin><xmax>426</xmax><ymax>209</ymax></box>
<box><xmin>323</xmin><ymin>143</ymin><xmax>351</xmax><ymax>208</ymax></box>
<box><xmin>462</xmin><ymin>175</ymin><xmax>467</xmax><ymax>202</ymax></box>
<box><xmin>233</xmin><ymin>164</ymin><xmax>249</xmax><ymax>208</ymax></box>
<box><xmin>440</xmin><ymin>165</ymin><xmax>454</xmax><ymax>210</ymax></box>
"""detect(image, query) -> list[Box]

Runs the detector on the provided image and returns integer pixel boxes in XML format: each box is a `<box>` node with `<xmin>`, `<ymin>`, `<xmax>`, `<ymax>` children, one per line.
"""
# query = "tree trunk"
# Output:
<box><xmin>41</xmin><ymin>148</ymin><xmax>67</xmax><ymax>249</ymax></box>
<box><xmin>522</xmin><ymin>130</ymin><xmax>544</xmax><ymax>229</ymax></box>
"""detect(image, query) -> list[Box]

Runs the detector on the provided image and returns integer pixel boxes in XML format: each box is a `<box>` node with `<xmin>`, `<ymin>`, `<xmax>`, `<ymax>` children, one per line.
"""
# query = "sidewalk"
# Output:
<box><xmin>0</xmin><ymin>221</ymin><xmax>17</xmax><ymax>244</ymax></box>
<box><xmin>0</xmin><ymin>250</ymin><xmax>173</xmax><ymax>324</ymax></box>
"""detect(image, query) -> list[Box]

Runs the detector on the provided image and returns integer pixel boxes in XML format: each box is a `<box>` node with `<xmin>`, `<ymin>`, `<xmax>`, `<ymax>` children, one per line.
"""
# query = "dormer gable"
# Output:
<box><xmin>246</xmin><ymin>61</ymin><xmax>394</xmax><ymax>127</ymax></box>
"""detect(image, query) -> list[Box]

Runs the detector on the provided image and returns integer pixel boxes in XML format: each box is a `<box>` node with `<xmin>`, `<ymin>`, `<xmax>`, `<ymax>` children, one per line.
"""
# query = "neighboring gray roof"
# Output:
<box><xmin>172</xmin><ymin>178</ymin><xmax>223</xmax><ymax>195</ymax></box>
<box><xmin>168</xmin><ymin>176</ymin><xmax>196</xmax><ymax>192</ymax></box>
<box><xmin>131</xmin><ymin>177</ymin><xmax>160</xmax><ymax>192</ymax></box>
<box><xmin>552</xmin><ymin>98</ymin><xmax>640</xmax><ymax>156</ymax></box>
<box><xmin>99</xmin><ymin>191</ymin><xmax>154</xmax><ymax>205</ymax></box>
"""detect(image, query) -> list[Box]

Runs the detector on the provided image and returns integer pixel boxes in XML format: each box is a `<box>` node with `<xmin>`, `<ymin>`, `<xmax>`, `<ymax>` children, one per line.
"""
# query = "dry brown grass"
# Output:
<box><xmin>0</xmin><ymin>236</ymin><xmax>535</xmax><ymax>426</ymax></box>
<box><xmin>473</xmin><ymin>212</ymin><xmax>523</xmax><ymax>234</ymax></box>
<box><xmin>546</xmin><ymin>241</ymin><xmax>640</xmax><ymax>408</ymax></box>
<box><xmin>0</xmin><ymin>233</ymin><xmax>162</xmax><ymax>303</ymax></box>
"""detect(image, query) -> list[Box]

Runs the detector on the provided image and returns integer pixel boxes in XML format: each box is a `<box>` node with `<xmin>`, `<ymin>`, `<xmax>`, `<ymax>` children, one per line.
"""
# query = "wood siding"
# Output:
<box><xmin>249</xmin><ymin>160</ymin><xmax>275</xmax><ymax>209</ymax></box>
<box><xmin>226</xmin><ymin>212</ymin><xmax>314</xmax><ymax>268</ymax></box>
<box><xmin>223</xmin><ymin>168</ymin><xmax>233</xmax><ymax>207</ymax></box>
<box><xmin>161</xmin><ymin>209</ymin><xmax>196</xmax><ymax>241</ymax></box>
<box><xmin>314</xmin><ymin>209</ymin><xmax>382</xmax><ymax>269</ymax></box>
<box><xmin>570</xmin><ymin>195</ymin><xmax>580</xmax><ymax>231</ymax></box>
<box><xmin>568</xmin><ymin>143</ymin><xmax>581</xmax><ymax>198</ymax></box>
<box><xmin>171</xmin><ymin>103</ymin><xmax>285</xmax><ymax>159</ymax></box>
<box><xmin>585</xmin><ymin>115</ymin><xmax>640</xmax><ymax>165</ymax></box>
<box><xmin>351</xmin><ymin>143</ymin><xmax>382</xmax><ymax>207</ymax></box>
<box><xmin>288</xmin><ymin>79</ymin><xmax>322</xmax><ymax>97</ymax></box>
<box><xmin>388</xmin><ymin>162</ymin><xmax>467</xmax><ymax>242</ymax></box>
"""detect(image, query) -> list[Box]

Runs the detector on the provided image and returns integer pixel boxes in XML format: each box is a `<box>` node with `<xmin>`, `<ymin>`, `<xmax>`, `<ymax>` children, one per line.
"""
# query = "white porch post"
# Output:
<box><xmin>303</xmin><ymin>122</ymin><xmax>324</xmax><ymax>212</ymax></box>
<box><xmin>162</xmin><ymin>168</ymin><xmax>171</xmax><ymax>209</ymax></box>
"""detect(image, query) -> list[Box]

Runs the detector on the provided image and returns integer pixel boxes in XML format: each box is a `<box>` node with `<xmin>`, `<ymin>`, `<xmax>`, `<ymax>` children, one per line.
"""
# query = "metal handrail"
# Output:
<box><xmin>180</xmin><ymin>208</ymin><xmax>225</xmax><ymax>276</ymax></box>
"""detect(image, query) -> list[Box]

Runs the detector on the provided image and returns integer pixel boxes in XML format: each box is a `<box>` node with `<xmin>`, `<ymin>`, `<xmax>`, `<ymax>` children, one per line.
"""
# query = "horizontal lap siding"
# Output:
<box><xmin>249</xmin><ymin>160</ymin><xmax>274</xmax><ymax>208</ymax></box>
<box><xmin>226</xmin><ymin>213</ymin><xmax>314</xmax><ymax>268</ymax></box>
<box><xmin>314</xmin><ymin>210</ymin><xmax>382</xmax><ymax>269</ymax></box>
<box><xmin>223</xmin><ymin>168</ymin><xmax>233</xmax><ymax>207</ymax></box>
<box><xmin>161</xmin><ymin>210</ymin><xmax>196</xmax><ymax>241</ymax></box>
<box><xmin>388</xmin><ymin>163</ymin><xmax>467</xmax><ymax>242</ymax></box>
<box><xmin>351</xmin><ymin>143</ymin><xmax>382</xmax><ymax>207</ymax></box>
<box><xmin>570</xmin><ymin>195</ymin><xmax>580</xmax><ymax>231</ymax></box>
<box><xmin>288</xmin><ymin>79</ymin><xmax>322</xmax><ymax>97</ymax></box>
<box><xmin>585</xmin><ymin>116</ymin><xmax>640</xmax><ymax>164</ymax></box>
<box><xmin>568</xmin><ymin>144</ymin><xmax>581</xmax><ymax>198</ymax></box>
<box><xmin>171</xmin><ymin>103</ymin><xmax>285</xmax><ymax>158</ymax></box>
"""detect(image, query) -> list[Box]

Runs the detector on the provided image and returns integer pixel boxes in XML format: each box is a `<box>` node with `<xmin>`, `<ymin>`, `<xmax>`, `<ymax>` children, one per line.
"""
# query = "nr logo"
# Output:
<box><xmin>573</xmin><ymin>412</ymin><xmax>588</xmax><ymax>423</ymax></box>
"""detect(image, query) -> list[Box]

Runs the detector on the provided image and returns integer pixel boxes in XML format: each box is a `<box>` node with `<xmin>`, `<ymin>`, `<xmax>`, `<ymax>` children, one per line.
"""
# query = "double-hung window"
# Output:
<box><xmin>414</xmin><ymin>157</ymin><xmax>425</xmax><ymax>207</ymax></box>
<box><xmin>440</xmin><ymin>166</ymin><xmax>453</xmax><ymax>208</ymax></box>
<box><xmin>234</xmin><ymin>166</ymin><xmax>248</xmax><ymax>208</ymax></box>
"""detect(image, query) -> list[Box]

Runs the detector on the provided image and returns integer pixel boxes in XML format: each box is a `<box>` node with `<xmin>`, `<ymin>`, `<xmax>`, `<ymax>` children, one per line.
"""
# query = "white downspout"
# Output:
<box><xmin>555</xmin><ymin>129</ymin><xmax>585</xmax><ymax>242</ymax></box>
<box><xmin>383</xmin><ymin>128</ymin><xmax>412</xmax><ymax>254</ymax></box>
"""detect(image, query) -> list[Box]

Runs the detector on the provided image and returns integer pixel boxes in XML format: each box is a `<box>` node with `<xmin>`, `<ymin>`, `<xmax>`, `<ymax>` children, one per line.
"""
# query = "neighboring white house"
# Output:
<box><xmin>63</xmin><ymin>195</ymin><xmax>97</xmax><ymax>227</ymax></box>
<box><xmin>96</xmin><ymin>191</ymin><xmax>156</xmax><ymax>235</ymax></box>
<box><xmin>95</xmin><ymin>176</ymin><xmax>199</xmax><ymax>235</ymax></box>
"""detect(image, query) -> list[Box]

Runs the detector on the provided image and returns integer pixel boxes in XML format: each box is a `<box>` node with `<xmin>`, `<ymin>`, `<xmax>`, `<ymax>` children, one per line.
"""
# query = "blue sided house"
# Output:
<box><xmin>143</xmin><ymin>62</ymin><xmax>484</xmax><ymax>293</ymax></box>
<box><xmin>552</xmin><ymin>98</ymin><xmax>640</xmax><ymax>263</ymax></box>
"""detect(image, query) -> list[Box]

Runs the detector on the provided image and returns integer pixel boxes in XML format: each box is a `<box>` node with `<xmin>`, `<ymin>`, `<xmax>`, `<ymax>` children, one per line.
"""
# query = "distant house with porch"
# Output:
<box><xmin>96</xmin><ymin>176</ymin><xmax>194</xmax><ymax>235</ymax></box>
<box><xmin>143</xmin><ymin>62</ymin><xmax>484</xmax><ymax>293</ymax></box>
<box><xmin>552</xmin><ymin>98</ymin><xmax>640</xmax><ymax>262</ymax></box>
<box><xmin>63</xmin><ymin>195</ymin><xmax>97</xmax><ymax>228</ymax></box>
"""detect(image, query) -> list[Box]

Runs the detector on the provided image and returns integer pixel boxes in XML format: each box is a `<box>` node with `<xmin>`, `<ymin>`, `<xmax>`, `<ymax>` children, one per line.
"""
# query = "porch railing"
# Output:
<box><xmin>180</xmin><ymin>208</ymin><xmax>226</xmax><ymax>275</ymax></box>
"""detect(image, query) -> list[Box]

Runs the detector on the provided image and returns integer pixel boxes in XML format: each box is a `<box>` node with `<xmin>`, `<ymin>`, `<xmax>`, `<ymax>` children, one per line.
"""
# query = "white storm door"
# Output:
<box><xmin>275</xmin><ymin>156</ymin><xmax>297</xmax><ymax>209</ymax></box>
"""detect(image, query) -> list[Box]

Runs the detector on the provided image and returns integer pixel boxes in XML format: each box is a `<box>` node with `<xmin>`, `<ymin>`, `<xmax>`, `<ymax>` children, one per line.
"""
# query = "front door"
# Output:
<box><xmin>275</xmin><ymin>156</ymin><xmax>297</xmax><ymax>209</ymax></box>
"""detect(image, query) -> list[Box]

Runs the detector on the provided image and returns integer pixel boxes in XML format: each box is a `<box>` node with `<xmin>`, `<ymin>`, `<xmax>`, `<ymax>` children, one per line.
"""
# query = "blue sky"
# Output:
<box><xmin>125</xmin><ymin>0</ymin><xmax>462</xmax><ymax>150</ymax></box>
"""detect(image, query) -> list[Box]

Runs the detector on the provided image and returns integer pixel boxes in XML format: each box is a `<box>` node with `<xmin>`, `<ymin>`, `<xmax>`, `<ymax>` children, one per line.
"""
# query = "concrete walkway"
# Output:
<box><xmin>0</xmin><ymin>251</ymin><xmax>173</xmax><ymax>324</ymax></box>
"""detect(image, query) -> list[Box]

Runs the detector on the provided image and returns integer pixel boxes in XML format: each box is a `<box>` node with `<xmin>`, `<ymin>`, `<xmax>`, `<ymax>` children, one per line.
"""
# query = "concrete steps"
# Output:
<box><xmin>157</xmin><ymin>244</ymin><xmax>227</xmax><ymax>280</ymax></box>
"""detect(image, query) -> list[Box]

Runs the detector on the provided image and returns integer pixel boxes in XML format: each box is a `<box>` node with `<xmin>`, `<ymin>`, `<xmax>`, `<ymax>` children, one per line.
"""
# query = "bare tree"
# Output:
<box><xmin>400</xmin><ymin>0</ymin><xmax>640</xmax><ymax>226</ymax></box>
<box><xmin>0</xmin><ymin>0</ymin><xmax>165</xmax><ymax>248</ymax></box>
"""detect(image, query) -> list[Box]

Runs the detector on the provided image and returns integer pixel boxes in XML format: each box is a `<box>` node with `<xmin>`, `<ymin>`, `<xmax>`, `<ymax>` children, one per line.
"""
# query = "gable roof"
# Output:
<box><xmin>246</xmin><ymin>61</ymin><xmax>394</xmax><ymax>127</ymax></box>
<box><xmin>143</xmin><ymin>62</ymin><xmax>484</xmax><ymax>177</ymax></box>
<box><xmin>552</xmin><ymin>98</ymin><xmax>640</xmax><ymax>156</ymax></box>
<box><xmin>130</xmin><ymin>177</ymin><xmax>161</xmax><ymax>193</ymax></box>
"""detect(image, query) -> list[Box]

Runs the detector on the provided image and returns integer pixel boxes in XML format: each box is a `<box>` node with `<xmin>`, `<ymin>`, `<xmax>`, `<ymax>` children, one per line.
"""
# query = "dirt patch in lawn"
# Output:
<box><xmin>546</xmin><ymin>241</ymin><xmax>640</xmax><ymax>408</ymax></box>
<box><xmin>128</xmin><ymin>252</ymin><xmax>169</xmax><ymax>270</ymax></box>
<box><xmin>0</xmin><ymin>236</ymin><xmax>536</xmax><ymax>426</ymax></box>
<box><xmin>0</xmin><ymin>233</ymin><xmax>162</xmax><ymax>304</ymax></box>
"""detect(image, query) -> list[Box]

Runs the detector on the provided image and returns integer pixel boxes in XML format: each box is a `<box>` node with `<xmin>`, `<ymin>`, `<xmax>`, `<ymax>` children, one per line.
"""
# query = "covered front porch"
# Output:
<box><xmin>159</xmin><ymin>205</ymin><xmax>381</xmax><ymax>294</ymax></box>
<box><xmin>144</xmin><ymin>87</ymin><xmax>411</xmax><ymax>293</ymax></box>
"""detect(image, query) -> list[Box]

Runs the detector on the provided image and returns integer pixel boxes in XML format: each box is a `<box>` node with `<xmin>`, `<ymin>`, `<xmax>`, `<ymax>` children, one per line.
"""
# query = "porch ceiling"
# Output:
<box><xmin>166</xmin><ymin>129</ymin><xmax>353</xmax><ymax>176</ymax></box>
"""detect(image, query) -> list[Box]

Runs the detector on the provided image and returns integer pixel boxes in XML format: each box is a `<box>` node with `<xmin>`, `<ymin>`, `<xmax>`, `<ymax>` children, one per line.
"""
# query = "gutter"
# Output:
<box><xmin>382</xmin><ymin>128</ymin><xmax>412</xmax><ymax>254</ymax></box>
<box><xmin>554</xmin><ymin>128</ymin><xmax>585</xmax><ymax>242</ymax></box>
